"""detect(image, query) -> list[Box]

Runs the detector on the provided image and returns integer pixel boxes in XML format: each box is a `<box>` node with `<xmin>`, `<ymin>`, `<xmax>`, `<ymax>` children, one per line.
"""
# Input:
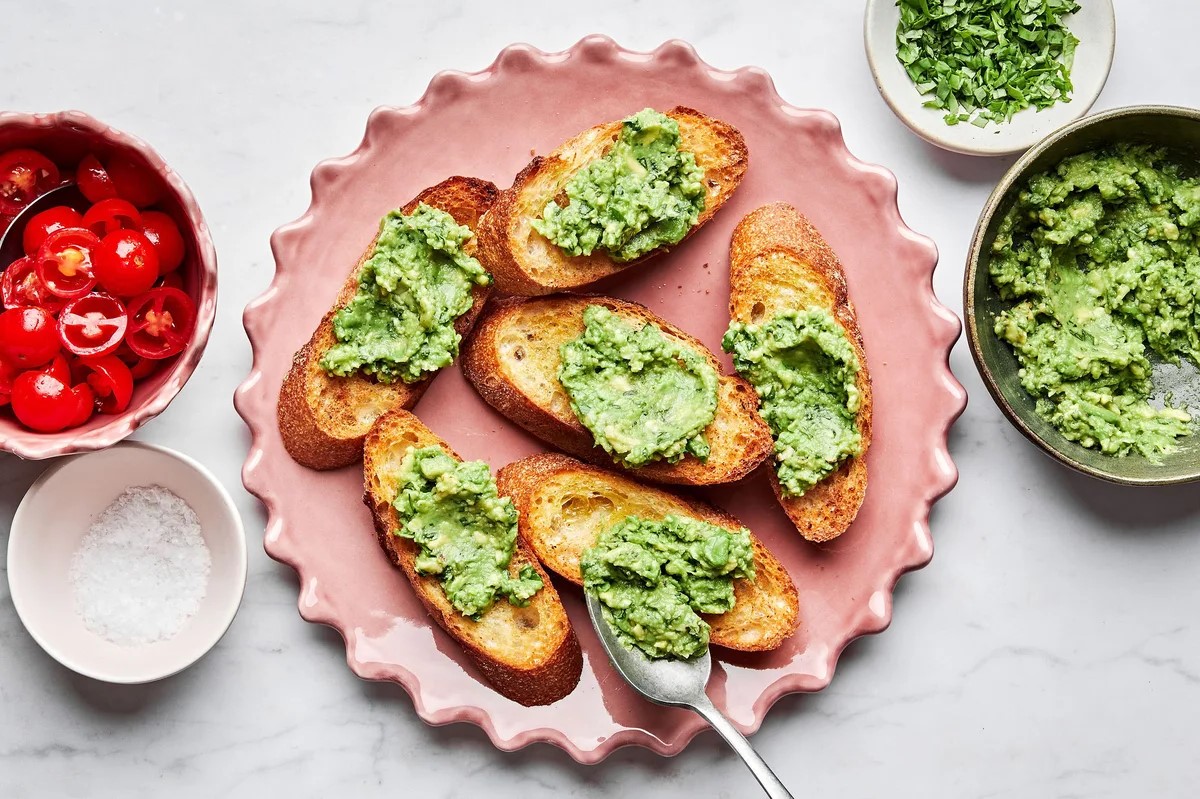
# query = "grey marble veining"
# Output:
<box><xmin>2</xmin><ymin>1</ymin><xmax>1199</xmax><ymax>797</ymax></box>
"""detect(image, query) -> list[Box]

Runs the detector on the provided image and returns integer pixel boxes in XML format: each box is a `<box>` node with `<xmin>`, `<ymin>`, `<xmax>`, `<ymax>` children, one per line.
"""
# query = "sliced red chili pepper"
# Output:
<box><xmin>0</xmin><ymin>353</ymin><xmax>18</xmax><ymax>406</ymax></box>
<box><xmin>57</xmin><ymin>293</ymin><xmax>128</xmax><ymax>358</ymax></box>
<box><xmin>81</xmin><ymin>198</ymin><xmax>141</xmax><ymax>238</ymax></box>
<box><xmin>37</xmin><ymin>227</ymin><xmax>100</xmax><ymax>299</ymax></box>
<box><xmin>139</xmin><ymin>211</ymin><xmax>186</xmax><ymax>274</ymax></box>
<box><xmin>0</xmin><ymin>149</ymin><xmax>60</xmax><ymax>215</ymax></box>
<box><xmin>94</xmin><ymin>228</ymin><xmax>159</xmax><ymax>296</ymax></box>
<box><xmin>77</xmin><ymin>354</ymin><xmax>133</xmax><ymax>414</ymax></box>
<box><xmin>0</xmin><ymin>306</ymin><xmax>60</xmax><ymax>367</ymax></box>
<box><xmin>76</xmin><ymin>154</ymin><xmax>118</xmax><ymax>203</ymax></box>
<box><xmin>115</xmin><ymin>342</ymin><xmax>161</xmax><ymax>379</ymax></box>
<box><xmin>23</xmin><ymin>205</ymin><xmax>84</xmax><ymax>256</ymax></box>
<box><xmin>9</xmin><ymin>369</ymin><xmax>90</xmax><ymax>432</ymax></box>
<box><xmin>66</xmin><ymin>382</ymin><xmax>96</xmax><ymax>428</ymax></box>
<box><xmin>43</xmin><ymin>353</ymin><xmax>73</xmax><ymax>386</ymax></box>
<box><xmin>125</xmin><ymin>287</ymin><xmax>194</xmax><ymax>359</ymax></box>
<box><xmin>2</xmin><ymin>256</ymin><xmax>65</xmax><ymax>313</ymax></box>
<box><xmin>156</xmin><ymin>270</ymin><xmax>185</xmax><ymax>291</ymax></box>
<box><xmin>106</xmin><ymin>155</ymin><xmax>161</xmax><ymax>208</ymax></box>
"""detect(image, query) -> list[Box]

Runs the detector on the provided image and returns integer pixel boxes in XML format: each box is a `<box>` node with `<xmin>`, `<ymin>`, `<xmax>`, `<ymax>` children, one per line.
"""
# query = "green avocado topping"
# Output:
<box><xmin>990</xmin><ymin>144</ymin><xmax>1200</xmax><ymax>458</ymax></box>
<box><xmin>723</xmin><ymin>309</ymin><xmax>862</xmax><ymax>496</ymax></box>
<box><xmin>392</xmin><ymin>446</ymin><xmax>542</xmax><ymax>619</ymax></box>
<box><xmin>531</xmin><ymin>108</ymin><xmax>706</xmax><ymax>263</ymax></box>
<box><xmin>581</xmin><ymin>515</ymin><xmax>755</xmax><ymax>660</ymax></box>
<box><xmin>558</xmin><ymin>305</ymin><xmax>719</xmax><ymax>468</ymax></box>
<box><xmin>320</xmin><ymin>203</ymin><xmax>490</xmax><ymax>384</ymax></box>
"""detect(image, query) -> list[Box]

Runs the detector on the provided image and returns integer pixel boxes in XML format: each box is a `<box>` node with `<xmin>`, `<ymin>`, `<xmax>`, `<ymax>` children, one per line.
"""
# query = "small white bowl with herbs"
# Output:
<box><xmin>865</xmin><ymin>0</ymin><xmax>1115</xmax><ymax>156</ymax></box>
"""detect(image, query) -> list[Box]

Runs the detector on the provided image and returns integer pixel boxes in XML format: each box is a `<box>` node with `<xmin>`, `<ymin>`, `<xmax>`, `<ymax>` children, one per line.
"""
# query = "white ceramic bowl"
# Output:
<box><xmin>7</xmin><ymin>442</ymin><xmax>246</xmax><ymax>683</ymax></box>
<box><xmin>864</xmin><ymin>0</ymin><xmax>1116</xmax><ymax>156</ymax></box>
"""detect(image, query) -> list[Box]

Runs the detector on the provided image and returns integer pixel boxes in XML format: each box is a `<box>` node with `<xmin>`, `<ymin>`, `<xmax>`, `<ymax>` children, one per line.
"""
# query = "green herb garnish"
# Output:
<box><xmin>895</xmin><ymin>0</ymin><xmax>1080</xmax><ymax>128</ymax></box>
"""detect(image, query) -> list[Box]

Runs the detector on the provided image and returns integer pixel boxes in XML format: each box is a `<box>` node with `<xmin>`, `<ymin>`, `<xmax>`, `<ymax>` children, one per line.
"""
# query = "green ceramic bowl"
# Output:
<box><xmin>965</xmin><ymin>105</ymin><xmax>1200</xmax><ymax>486</ymax></box>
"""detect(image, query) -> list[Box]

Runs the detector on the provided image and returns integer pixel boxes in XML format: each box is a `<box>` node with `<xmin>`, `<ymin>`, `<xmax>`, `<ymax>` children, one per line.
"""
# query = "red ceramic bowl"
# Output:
<box><xmin>0</xmin><ymin>111</ymin><xmax>216</xmax><ymax>459</ymax></box>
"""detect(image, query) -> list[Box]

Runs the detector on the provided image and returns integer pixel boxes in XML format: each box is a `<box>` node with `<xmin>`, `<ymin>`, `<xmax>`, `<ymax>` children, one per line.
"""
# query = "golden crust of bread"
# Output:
<box><xmin>362</xmin><ymin>409</ymin><xmax>582</xmax><ymax>706</ymax></box>
<box><xmin>277</xmin><ymin>177</ymin><xmax>499</xmax><ymax>470</ymax></box>
<box><xmin>497</xmin><ymin>453</ymin><xmax>799</xmax><ymax>652</ymax></box>
<box><xmin>728</xmin><ymin>203</ymin><xmax>873</xmax><ymax>543</ymax></box>
<box><xmin>460</xmin><ymin>293</ymin><xmax>772</xmax><ymax>486</ymax></box>
<box><xmin>476</xmin><ymin>106</ymin><xmax>748</xmax><ymax>296</ymax></box>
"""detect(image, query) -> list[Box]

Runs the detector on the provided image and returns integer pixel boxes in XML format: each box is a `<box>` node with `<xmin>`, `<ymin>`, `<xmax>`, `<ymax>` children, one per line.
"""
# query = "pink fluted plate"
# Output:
<box><xmin>235</xmin><ymin>36</ymin><xmax>966</xmax><ymax>762</ymax></box>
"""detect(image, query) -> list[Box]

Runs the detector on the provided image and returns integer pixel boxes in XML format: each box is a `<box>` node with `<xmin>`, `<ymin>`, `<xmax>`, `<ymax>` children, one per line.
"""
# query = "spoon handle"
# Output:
<box><xmin>691</xmin><ymin>697</ymin><xmax>794</xmax><ymax>799</ymax></box>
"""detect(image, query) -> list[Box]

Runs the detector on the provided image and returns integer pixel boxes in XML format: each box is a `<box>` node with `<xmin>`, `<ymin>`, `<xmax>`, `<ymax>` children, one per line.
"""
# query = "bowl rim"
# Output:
<box><xmin>964</xmin><ymin>104</ymin><xmax>1200</xmax><ymax>486</ymax></box>
<box><xmin>862</xmin><ymin>0</ymin><xmax>1116</xmax><ymax>157</ymax></box>
<box><xmin>0</xmin><ymin>110</ymin><xmax>218</xmax><ymax>460</ymax></box>
<box><xmin>6</xmin><ymin>440</ymin><xmax>248</xmax><ymax>683</ymax></box>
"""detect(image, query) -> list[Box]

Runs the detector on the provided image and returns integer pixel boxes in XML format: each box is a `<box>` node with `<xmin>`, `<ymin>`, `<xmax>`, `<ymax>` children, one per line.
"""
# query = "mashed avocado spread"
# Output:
<box><xmin>990</xmin><ymin>145</ymin><xmax>1200</xmax><ymax>458</ymax></box>
<box><xmin>558</xmin><ymin>305</ymin><xmax>719</xmax><ymax>468</ymax></box>
<box><xmin>581</xmin><ymin>515</ymin><xmax>754</xmax><ymax>660</ymax></box>
<box><xmin>531</xmin><ymin>108</ymin><xmax>706</xmax><ymax>262</ymax></box>
<box><xmin>393</xmin><ymin>447</ymin><xmax>542</xmax><ymax>619</ymax></box>
<box><xmin>723</xmin><ymin>310</ymin><xmax>862</xmax><ymax>496</ymax></box>
<box><xmin>321</xmin><ymin>203</ymin><xmax>489</xmax><ymax>384</ymax></box>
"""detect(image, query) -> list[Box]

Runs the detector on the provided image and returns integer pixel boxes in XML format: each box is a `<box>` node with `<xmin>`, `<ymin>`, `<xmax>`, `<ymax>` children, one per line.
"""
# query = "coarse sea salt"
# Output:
<box><xmin>69</xmin><ymin>485</ymin><xmax>211</xmax><ymax>647</ymax></box>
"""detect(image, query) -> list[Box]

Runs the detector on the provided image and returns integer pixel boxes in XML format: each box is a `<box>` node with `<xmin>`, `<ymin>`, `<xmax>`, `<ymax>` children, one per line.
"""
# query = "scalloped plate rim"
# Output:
<box><xmin>234</xmin><ymin>34</ymin><xmax>966</xmax><ymax>763</ymax></box>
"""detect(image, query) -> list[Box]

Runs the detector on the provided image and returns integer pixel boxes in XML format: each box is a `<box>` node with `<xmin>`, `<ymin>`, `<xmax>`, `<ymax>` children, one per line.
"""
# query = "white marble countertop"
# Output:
<box><xmin>3</xmin><ymin>1</ymin><xmax>1199</xmax><ymax>796</ymax></box>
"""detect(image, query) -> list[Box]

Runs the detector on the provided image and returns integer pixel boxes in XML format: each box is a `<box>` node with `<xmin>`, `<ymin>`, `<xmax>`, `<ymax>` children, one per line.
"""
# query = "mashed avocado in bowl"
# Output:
<box><xmin>967</xmin><ymin>106</ymin><xmax>1200</xmax><ymax>485</ymax></box>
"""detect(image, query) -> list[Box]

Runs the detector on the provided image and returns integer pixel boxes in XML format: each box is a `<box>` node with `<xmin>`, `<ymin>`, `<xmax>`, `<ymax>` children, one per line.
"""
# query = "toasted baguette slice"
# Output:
<box><xmin>498</xmin><ymin>453</ymin><xmax>799</xmax><ymax>652</ymax></box>
<box><xmin>278</xmin><ymin>177</ymin><xmax>499</xmax><ymax>470</ymax></box>
<box><xmin>477</xmin><ymin>106</ymin><xmax>747</xmax><ymax>295</ymax></box>
<box><xmin>462</xmin><ymin>294</ymin><xmax>772</xmax><ymax>486</ymax></box>
<box><xmin>728</xmin><ymin>203</ymin><xmax>873</xmax><ymax>543</ymax></box>
<box><xmin>362</xmin><ymin>409</ymin><xmax>582</xmax><ymax>706</ymax></box>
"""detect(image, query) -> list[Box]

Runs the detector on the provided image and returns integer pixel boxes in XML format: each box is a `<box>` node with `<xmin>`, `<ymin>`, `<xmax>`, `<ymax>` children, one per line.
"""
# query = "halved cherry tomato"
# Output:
<box><xmin>1</xmin><ymin>256</ymin><xmax>65</xmax><ymax>313</ymax></box>
<box><xmin>0</xmin><ymin>353</ymin><xmax>17</xmax><ymax>406</ymax></box>
<box><xmin>126</xmin><ymin>287</ymin><xmax>194</xmax><ymax>359</ymax></box>
<box><xmin>22</xmin><ymin>205</ymin><xmax>84</xmax><ymax>256</ymax></box>
<box><xmin>9</xmin><ymin>369</ymin><xmax>90</xmax><ymax>432</ymax></box>
<box><xmin>115</xmin><ymin>342</ymin><xmax>160</xmax><ymax>379</ymax></box>
<box><xmin>37</xmin><ymin>227</ymin><xmax>99</xmax><ymax>299</ymax></box>
<box><xmin>0</xmin><ymin>306</ymin><xmax>60</xmax><ymax>367</ymax></box>
<box><xmin>82</xmin><ymin>198</ymin><xmax>140</xmax><ymax>238</ymax></box>
<box><xmin>106</xmin><ymin>155</ymin><xmax>161</xmax><ymax>208</ymax></box>
<box><xmin>139</xmin><ymin>211</ymin><xmax>185</xmax><ymax>274</ymax></box>
<box><xmin>76</xmin><ymin>154</ymin><xmax>118</xmax><ymax>203</ymax></box>
<box><xmin>77</xmin><ymin>354</ymin><xmax>133</xmax><ymax>414</ymax></box>
<box><xmin>0</xmin><ymin>149</ymin><xmax>60</xmax><ymax>216</ymax></box>
<box><xmin>57</xmin><ymin>293</ymin><xmax>127</xmax><ymax>357</ymax></box>
<box><xmin>94</xmin><ymin>229</ymin><xmax>158</xmax><ymax>296</ymax></box>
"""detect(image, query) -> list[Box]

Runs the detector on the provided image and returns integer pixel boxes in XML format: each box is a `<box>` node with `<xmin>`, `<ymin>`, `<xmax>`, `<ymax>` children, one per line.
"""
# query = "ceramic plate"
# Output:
<box><xmin>235</xmin><ymin>36</ymin><xmax>966</xmax><ymax>762</ymax></box>
<box><xmin>864</xmin><ymin>0</ymin><xmax>1116</xmax><ymax>156</ymax></box>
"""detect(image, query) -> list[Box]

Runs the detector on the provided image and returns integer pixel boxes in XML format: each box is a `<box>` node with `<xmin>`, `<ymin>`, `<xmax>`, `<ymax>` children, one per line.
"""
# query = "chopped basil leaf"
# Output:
<box><xmin>895</xmin><ymin>0</ymin><xmax>1080</xmax><ymax>128</ymax></box>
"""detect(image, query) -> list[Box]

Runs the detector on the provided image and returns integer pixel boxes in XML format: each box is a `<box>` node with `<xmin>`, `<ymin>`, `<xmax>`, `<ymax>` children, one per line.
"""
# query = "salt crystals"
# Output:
<box><xmin>69</xmin><ymin>485</ymin><xmax>211</xmax><ymax>646</ymax></box>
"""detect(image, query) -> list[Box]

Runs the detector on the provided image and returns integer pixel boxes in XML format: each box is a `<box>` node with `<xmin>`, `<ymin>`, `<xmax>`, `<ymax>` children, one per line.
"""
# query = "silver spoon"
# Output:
<box><xmin>0</xmin><ymin>184</ymin><xmax>89</xmax><ymax>266</ymax></box>
<box><xmin>585</xmin><ymin>592</ymin><xmax>794</xmax><ymax>798</ymax></box>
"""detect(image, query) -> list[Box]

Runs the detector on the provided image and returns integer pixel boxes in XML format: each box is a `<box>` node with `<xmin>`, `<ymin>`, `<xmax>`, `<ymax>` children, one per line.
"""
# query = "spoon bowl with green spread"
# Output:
<box><xmin>966</xmin><ymin>105</ymin><xmax>1200</xmax><ymax>485</ymax></box>
<box><xmin>584</xmin><ymin>592</ymin><xmax>793</xmax><ymax>799</ymax></box>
